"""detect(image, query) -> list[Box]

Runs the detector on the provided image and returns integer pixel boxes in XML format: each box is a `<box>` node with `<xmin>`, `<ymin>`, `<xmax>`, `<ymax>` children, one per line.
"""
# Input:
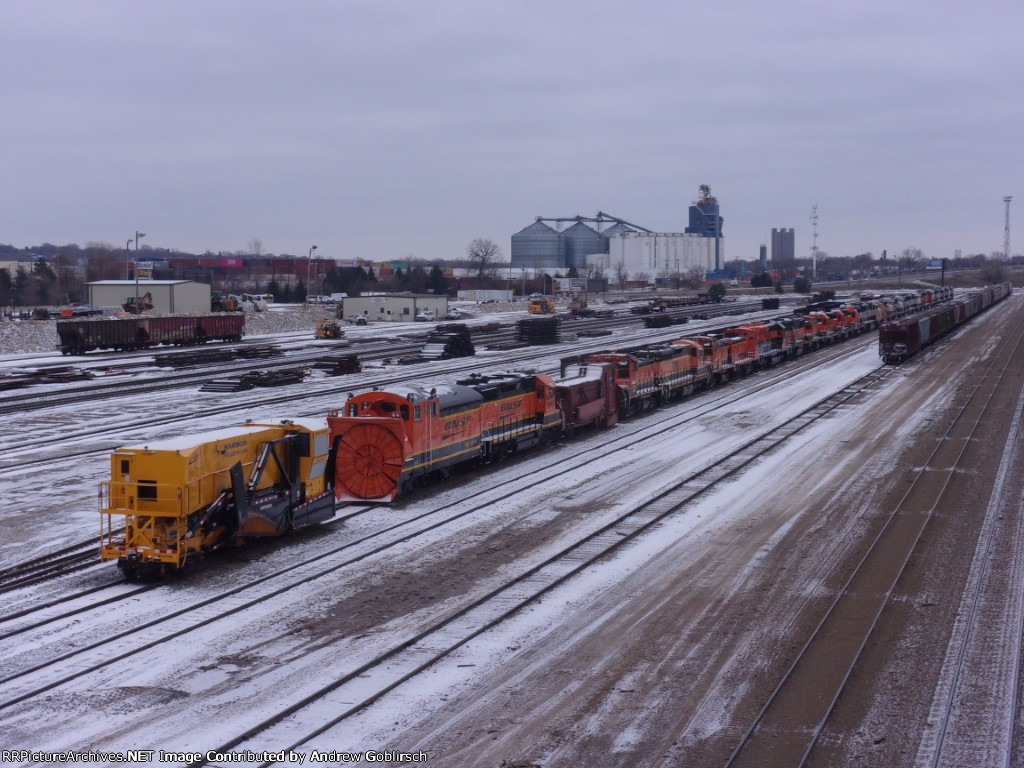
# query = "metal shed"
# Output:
<box><xmin>342</xmin><ymin>293</ymin><xmax>449</xmax><ymax>322</ymax></box>
<box><xmin>87</xmin><ymin>280</ymin><xmax>211</xmax><ymax>315</ymax></box>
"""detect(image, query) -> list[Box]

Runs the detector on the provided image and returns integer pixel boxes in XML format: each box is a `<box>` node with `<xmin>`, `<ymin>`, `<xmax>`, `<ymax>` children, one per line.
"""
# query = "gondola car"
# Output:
<box><xmin>57</xmin><ymin>313</ymin><xmax>244</xmax><ymax>354</ymax></box>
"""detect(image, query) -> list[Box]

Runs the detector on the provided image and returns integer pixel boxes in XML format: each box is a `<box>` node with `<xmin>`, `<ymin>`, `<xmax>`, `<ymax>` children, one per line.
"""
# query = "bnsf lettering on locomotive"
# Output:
<box><xmin>444</xmin><ymin>416</ymin><xmax>472</xmax><ymax>430</ymax></box>
<box><xmin>500</xmin><ymin>401</ymin><xmax>521</xmax><ymax>412</ymax></box>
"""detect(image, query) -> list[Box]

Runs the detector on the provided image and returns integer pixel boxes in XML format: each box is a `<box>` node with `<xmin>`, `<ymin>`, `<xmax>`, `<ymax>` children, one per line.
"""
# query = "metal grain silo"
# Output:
<box><xmin>511</xmin><ymin>220</ymin><xmax>564</xmax><ymax>269</ymax></box>
<box><xmin>562</xmin><ymin>222</ymin><xmax>607</xmax><ymax>270</ymax></box>
<box><xmin>600</xmin><ymin>222</ymin><xmax>636</xmax><ymax>238</ymax></box>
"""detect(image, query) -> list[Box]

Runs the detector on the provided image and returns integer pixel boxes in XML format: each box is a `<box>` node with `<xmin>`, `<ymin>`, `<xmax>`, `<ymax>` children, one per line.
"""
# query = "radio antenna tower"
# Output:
<box><xmin>810</xmin><ymin>204</ymin><xmax>819</xmax><ymax>280</ymax></box>
<box><xmin>1004</xmin><ymin>195</ymin><xmax>1013</xmax><ymax>261</ymax></box>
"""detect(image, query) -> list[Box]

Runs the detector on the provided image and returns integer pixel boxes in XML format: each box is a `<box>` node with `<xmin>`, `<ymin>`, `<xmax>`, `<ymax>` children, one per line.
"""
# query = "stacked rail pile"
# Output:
<box><xmin>422</xmin><ymin>325</ymin><xmax>475</xmax><ymax>360</ymax></box>
<box><xmin>517</xmin><ymin>316</ymin><xmax>561</xmax><ymax>345</ymax></box>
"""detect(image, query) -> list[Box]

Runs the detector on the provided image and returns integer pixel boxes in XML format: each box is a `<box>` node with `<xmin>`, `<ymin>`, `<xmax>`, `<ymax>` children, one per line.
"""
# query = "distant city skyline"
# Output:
<box><xmin>2</xmin><ymin>1</ymin><xmax>1020</xmax><ymax>263</ymax></box>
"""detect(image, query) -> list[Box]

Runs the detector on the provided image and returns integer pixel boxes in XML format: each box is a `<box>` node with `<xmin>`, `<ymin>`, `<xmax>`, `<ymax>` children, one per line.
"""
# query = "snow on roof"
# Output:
<box><xmin>558</xmin><ymin>365</ymin><xmax>607</xmax><ymax>385</ymax></box>
<box><xmin>87</xmin><ymin>280</ymin><xmax>194</xmax><ymax>286</ymax></box>
<box><xmin>117</xmin><ymin>418</ymin><xmax>327</xmax><ymax>452</ymax></box>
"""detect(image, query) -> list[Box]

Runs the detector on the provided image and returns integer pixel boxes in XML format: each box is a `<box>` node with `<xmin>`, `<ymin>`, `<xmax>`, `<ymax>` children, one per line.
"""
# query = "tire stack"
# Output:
<box><xmin>517</xmin><ymin>316</ymin><xmax>561</xmax><ymax>345</ymax></box>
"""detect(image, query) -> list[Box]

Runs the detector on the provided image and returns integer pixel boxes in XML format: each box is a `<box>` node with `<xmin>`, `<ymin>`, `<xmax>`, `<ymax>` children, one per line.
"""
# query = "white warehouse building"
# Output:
<box><xmin>589</xmin><ymin>232</ymin><xmax>716</xmax><ymax>282</ymax></box>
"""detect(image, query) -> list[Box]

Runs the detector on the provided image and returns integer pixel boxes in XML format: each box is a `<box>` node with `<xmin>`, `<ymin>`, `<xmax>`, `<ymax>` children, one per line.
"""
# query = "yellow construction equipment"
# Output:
<box><xmin>99</xmin><ymin>419</ymin><xmax>335</xmax><ymax>579</ymax></box>
<box><xmin>528</xmin><ymin>296</ymin><xmax>556</xmax><ymax>314</ymax></box>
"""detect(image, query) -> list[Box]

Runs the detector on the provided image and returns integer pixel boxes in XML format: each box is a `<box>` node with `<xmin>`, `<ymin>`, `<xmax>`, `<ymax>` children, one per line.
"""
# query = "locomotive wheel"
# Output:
<box><xmin>334</xmin><ymin>425</ymin><xmax>405</xmax><ymax>499</ymax></box>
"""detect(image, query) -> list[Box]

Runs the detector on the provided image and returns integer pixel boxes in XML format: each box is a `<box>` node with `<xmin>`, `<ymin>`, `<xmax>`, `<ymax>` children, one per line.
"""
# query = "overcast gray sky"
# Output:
<box><xmin>2</xmin><ymin>0</ymin><xmax>1021</xmax><ymax>264</ymax></box>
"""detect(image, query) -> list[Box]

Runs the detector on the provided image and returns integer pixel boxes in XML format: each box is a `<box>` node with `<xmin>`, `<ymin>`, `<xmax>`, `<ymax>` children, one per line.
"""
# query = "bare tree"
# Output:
<box><xmin>634</xmin><ymin>271</ymin><xmax>650</xmax><ymax>286</ymax></box>
<box><xmin>614</xmin><ymin>262</ymin><xmax>629</xmax><ymax>290</ymax></box>
<box><xmin>466</xmin><ymin>238</ymin><xmax>501</xmax><ymax>279</ymax></box>
<box><xmin>248</xmin><ymin>238</ymin><xmax>264</xmax><ymax>258</ymax></box>
<box><xmin>685</xmin><ymin>265</ymin><xmax>705</xmax><ymax>289</ymax></box>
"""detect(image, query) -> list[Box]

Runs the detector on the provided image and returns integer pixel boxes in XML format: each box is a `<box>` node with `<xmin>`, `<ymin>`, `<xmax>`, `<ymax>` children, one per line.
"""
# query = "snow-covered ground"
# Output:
<box><xmin>1</xmin><ymin>296</ymin><xmax>1021</xmax><ymax>766</ymax></box>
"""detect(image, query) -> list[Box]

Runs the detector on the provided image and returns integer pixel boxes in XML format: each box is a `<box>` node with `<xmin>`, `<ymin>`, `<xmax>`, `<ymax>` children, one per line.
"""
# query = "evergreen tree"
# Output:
<box><xmin>427</xmin><ymin>265</ymin><xmax>449</xmax><ymax>294</ymax></box>
<box><xmin>0</xmin><ymin>268</ymin><xmax>12</xmax><ymax>306</ymax></box>
<box><xmin>13</xmin><ymin>266</ymin><xmax>30</xmax><ymax>306</ymax></box>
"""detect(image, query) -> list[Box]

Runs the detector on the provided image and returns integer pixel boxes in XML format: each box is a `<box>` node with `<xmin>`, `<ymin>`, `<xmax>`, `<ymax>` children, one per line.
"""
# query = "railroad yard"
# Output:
<box><xmin>1</xmin><ymin>289</ymin><xmax>1023</xmax><ymax>767</ymax></box>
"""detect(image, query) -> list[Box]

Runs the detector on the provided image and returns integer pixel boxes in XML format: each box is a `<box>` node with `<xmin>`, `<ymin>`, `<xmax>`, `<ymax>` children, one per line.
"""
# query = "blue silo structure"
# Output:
<box><xmin>562</xmin><ymin>221</ymin><xmax>607</xmax><ymax>271</ymax></box>
<box><xmin>685</xmin><ymin>184</ymin><xmax>724</xmax><ymax>272</ymax></box>
<box><xmin>511</xmin><ymin>219</ymin><xmax>564</xmax><ymax>270</ymax></box>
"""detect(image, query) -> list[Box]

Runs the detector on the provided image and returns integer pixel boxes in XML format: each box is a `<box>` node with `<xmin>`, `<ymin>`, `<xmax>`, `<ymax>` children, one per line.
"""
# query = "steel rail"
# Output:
<box><xmin>722</xmin><ymin>302</ymin><xmax>1024</xmax><ymax>768</ymax></box>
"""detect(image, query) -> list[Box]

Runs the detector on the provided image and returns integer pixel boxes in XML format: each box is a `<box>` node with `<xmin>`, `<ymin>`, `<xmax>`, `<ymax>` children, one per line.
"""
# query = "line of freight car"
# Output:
<box><xmin>56</xmin><ymin>314</ymin><xmax>245</xmax><ymax>355</ymax></box>
<box><xmin>879</xmin><ymin>282</ymin><xmax>1011</xmax><ymax>364</ymax></box>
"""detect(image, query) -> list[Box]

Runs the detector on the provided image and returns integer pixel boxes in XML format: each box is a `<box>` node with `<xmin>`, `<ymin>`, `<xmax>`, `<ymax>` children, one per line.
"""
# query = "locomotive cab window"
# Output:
<box><xmin>414</xmin><ymin>405</ymin><xmax>421</xmax><ymax>420</ymax></box>
<box><xmin>400</xmin><ymin>404</ymin><xmax>410</xmax><ymax>421</ymax></box>
<box><xmin>616</xmin><ymin>361</ymin><xmax>630</xmax><ymax>379</ymax></box>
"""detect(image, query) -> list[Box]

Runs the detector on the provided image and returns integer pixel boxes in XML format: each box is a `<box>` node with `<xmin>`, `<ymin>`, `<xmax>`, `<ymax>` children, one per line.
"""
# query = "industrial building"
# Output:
<box><xmin>685</xmin><ymin>185</ymin><xmax>724</xmax><ymax>271</ymax></box>
<box><xmin>86</xmin><ymin>280</ymin><xmax>211</xmax><ymax>314</ymax></box>
<box><xmin>341</xmin><ymin>293</ymin><xmax>448</xmax><ymax>322</ymax></box>
<box><xmin>599</xmin><ymin>232</ymin><xmax>715</xmax><ymax>279</ymax></box>
<box><xmin>510</xmin><ymin>186</ymin><xmax>725</xmax><ymax>284</ymax></box>
<box><xmin>772</xmin><ymin>228</ymin><xmax>796</xmax><ymax>273</ymax></box>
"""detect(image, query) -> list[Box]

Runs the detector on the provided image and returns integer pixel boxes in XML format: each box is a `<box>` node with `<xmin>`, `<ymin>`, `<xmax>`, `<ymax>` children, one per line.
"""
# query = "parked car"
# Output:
<box><xmin>415</xmin><ymin>309</ymin><xmax>437</xmax><ymax>322</ymax></box>
<box><xmin>446</xmin><ymin>307</ymin><xmax>463</xmax><ymax>319</ymax></box>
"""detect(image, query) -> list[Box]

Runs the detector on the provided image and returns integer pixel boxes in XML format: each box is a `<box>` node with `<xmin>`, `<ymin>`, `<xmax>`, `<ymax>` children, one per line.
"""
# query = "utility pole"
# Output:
<box><xmin>1004</xmin><ymin>195</ymin><xmax>1013</xmax><ymax>261</ymax></box>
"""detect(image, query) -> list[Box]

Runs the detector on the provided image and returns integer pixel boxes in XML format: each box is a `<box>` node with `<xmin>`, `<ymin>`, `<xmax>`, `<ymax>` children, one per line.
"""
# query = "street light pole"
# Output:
<box><xmin>134</xmin><ymin>232</ymin><xmax>146</xmax><ymax>310</ymax></box>
<box><xmin>125</xmin><ymin>239</ymin><xmax>132</xmax><ymax>280</ymax></box>
<box><xmin>305</xmin><ymin>245</ymin><xmax>317</xmax><ymax>309</ymax></box>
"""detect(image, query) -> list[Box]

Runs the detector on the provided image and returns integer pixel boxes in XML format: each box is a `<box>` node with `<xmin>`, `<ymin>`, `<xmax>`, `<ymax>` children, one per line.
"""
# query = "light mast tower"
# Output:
<box><xmin>810</xmin><ymin>204</ymin><xmax>819</xmax><ymax>280</ymax></box>
<box><xmin>1004</xmin><ymin>195</ymin><xmax>1013</xmax><ymax>260</ymax></box>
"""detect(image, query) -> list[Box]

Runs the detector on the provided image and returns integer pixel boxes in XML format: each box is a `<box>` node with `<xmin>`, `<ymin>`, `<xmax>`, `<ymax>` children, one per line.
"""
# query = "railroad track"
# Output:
<box><xmin>0</xmin><ymin>340</ymin><xmax>880</xmax><ymax>719</ymax></box>
<box><xmin>184</xmin><ymin>358</ymin><xmax>897</xmax><ymax>764</ymax></box>
<box><xmin>0</xmin><ymin>537</ymin><xmax>103</xmax><ymax>595</ymax></box>
<box><xmin>5</xmin><ymin>318</ymin><xmax>743</xmax><ymax>469</ymax></box>
<box><xmin>0</xmin><ymin>307</ymin><xmax>781</xmax><ymax>418</ymax></box>
<box><xmin>912</xmin><ymin>317</ymin><xmax>1024</xmax><ymax>768</ymax></box>
<box><xmin>722</xmin><ymin>305</ymin><xmax>1024</xmax><ymax>768</ymax></box>
<box><xmin>0</xmin><ymin>335</ymin><xmax>871</xmax><ymax>600</ymax></box>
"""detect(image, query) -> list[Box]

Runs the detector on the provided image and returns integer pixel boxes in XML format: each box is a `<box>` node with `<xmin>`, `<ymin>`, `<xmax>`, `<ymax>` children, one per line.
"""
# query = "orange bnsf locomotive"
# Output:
<box><xmin>327</xmin><ymin>371</ymin><xmax>562</xmax><ymax>502</ymax></box>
